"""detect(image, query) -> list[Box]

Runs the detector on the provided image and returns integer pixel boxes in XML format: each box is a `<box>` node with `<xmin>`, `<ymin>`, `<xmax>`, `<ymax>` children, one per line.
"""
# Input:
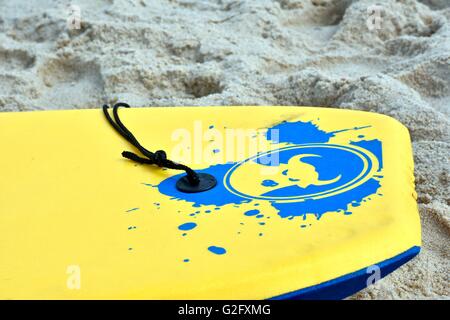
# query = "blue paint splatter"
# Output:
<box><xmin>267</xmin><ymin>121</ymin><xmax>334</xmax><ymax>144</ymax></box>
<box><xmin>351</xmin><ymin>139</ymin><xmax>383</xmax><ymax>170</ymax></box>
<box><xmin>158</xmin><ymin>163</ymin><xmax>247</xmax><ymax>207</ymax></box>
<box><xmin>178</xmin><ymin>222</ymin><xmax>197</xmax><ymax>231</ymax></box>
<box><xmin>271</xmin><ymin>178</ymin><xmax>381</xmax><ymax>218</ymax></box>
<box><xmin>244</xmin><ymin>209</ymin><xmax>260</xmax><ymax>216</ymax></box>
<box><xmin>331</xmin><ymin>125</ymin><xmax>371</xmax><ymax>135</ymax></box>
<box><xmin>183</xmin><ymin>258</ymin><xmax>190</xmax><ymax>262</ymax></box>
<box><xmin>142</xmin><ymin>183</ymin><xmax>157</xmax><ymax>187</ymax></box>
<box><xmin>208</xmin><ymin>246</ymin><xmax>227</xmax><ymax>255</ymax></box>
<box><xmin>213</xmin><ymin>149</ymin><xmax>220</xmax><ymax>153</ymax></box>
<box><xmin>261</xmin><ymin>179</ymin><xmax>279</xmax><ymax>187</ymax></box>
<box><xmin>156</xmin><ymin>121</ymin><xmax>383</xmax><ymax>221</ymax></box>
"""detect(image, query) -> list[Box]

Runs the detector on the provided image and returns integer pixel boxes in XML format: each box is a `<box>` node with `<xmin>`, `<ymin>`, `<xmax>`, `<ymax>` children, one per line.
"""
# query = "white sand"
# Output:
<box><xmin>0</xmin><ymin>0</ymin><xmax>448</xmax><ymax>299</ymax></box>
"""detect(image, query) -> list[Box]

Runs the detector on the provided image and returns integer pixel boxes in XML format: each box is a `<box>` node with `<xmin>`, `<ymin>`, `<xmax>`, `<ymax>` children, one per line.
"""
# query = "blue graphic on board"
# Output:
<box><xmin>137</xmin><ymin>120</ymin><xmax>384</xmax><ymax>258</ymax></box>
<box><xmin>208</xmin><ymin>246</ymin><xmax>227</xmax><ymax>255</ymax></box>
<box><xmin>158</xmin><ymin>121</ymin><xmax>382</xmax><ymax>220</ymax></box>
<box><xmin>262</xmin><ymin>180</ymin><xmax>279</xmax><ymax>187</ymax></box>
<box><xmin>178</xmin><ymin>222</ymin><xmax>197</xmax><ymax>231</ymax></box>
<box><xmin>244</xmin><ymin>209</ymin><xmax>260</xmax><ymax>216</ymax></box>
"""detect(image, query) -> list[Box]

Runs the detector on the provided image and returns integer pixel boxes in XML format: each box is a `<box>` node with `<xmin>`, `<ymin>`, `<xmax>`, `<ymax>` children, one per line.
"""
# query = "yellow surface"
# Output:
<box><xmin>0</xmin><ymin>106</ymin><xmax>421</xmax><ymax>299</ymax></box>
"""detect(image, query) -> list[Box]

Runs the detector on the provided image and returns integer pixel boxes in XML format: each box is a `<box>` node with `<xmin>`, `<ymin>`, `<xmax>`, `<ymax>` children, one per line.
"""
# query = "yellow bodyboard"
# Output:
<box><xmin>0</xmin><ymin>106</ymin><xmax>421</xmax><ymax>299</ymax></box>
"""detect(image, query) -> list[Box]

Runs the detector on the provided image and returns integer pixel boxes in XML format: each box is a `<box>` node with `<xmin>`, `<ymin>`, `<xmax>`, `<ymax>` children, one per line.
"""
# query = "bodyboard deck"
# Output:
<box><xmin>0</xmin><ymin>106</ymin><xmax>421</xmax><ymax>299</ymax></box>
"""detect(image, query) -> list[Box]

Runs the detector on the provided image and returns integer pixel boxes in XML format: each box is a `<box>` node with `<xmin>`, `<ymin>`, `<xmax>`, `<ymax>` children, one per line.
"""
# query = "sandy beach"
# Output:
<box><xmin>0</xmin><ymin>0</ymin><xmax>448</xmax><ymax>299</ymax></box>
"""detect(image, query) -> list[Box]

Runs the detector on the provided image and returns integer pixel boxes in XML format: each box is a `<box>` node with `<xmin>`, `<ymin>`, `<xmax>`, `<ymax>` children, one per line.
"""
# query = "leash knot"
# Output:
<box><xmin>153</xmin><ymin>150</ymin><xmax>167</xmax><ymax>167</ymax></box>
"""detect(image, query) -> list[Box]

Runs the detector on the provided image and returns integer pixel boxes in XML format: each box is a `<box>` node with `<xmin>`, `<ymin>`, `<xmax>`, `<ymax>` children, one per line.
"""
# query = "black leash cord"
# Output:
<box><xmin>103</xmin><ymin>103</ymin><xmax>200</xmax><ymax>186</ymax></box>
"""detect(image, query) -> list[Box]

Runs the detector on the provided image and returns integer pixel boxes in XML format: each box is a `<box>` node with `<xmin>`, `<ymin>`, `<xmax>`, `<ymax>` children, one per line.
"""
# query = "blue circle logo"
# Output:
<box><xmin>224</xmin><ymin>144</ymin><xmax>380</xmax><ymax>203</ymax></box>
